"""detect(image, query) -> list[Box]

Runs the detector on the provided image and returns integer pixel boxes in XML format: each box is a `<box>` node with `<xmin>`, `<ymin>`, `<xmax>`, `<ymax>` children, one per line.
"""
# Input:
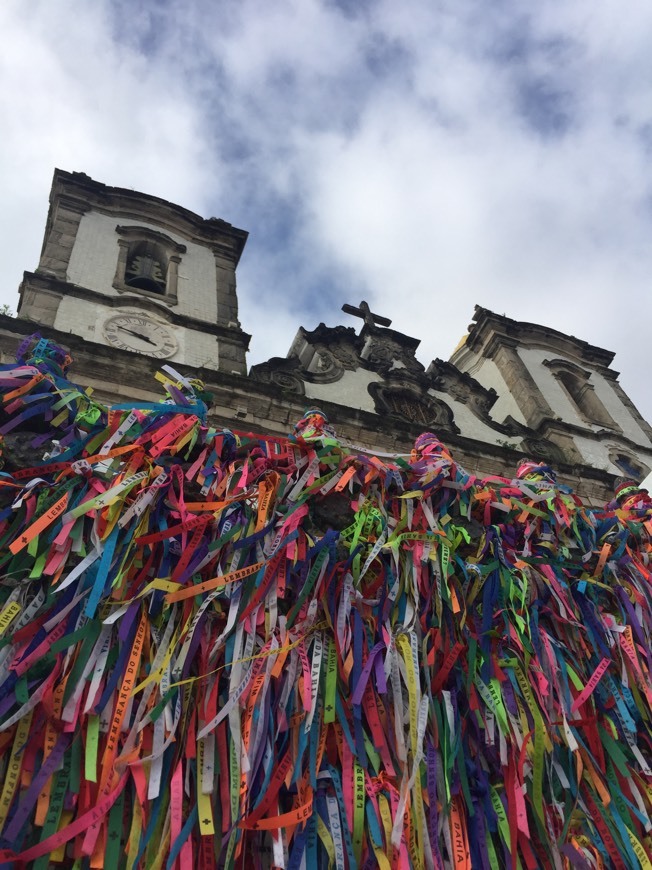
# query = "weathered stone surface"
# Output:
<box><xmin>0</xmin><ymin>431</ymin><xmax>55</xmax><ymax>470</ymax></box>
<box><xmin>309</xmin><ymin>492</ymin><xmax>355</xmax><ymax>534</ymax></box>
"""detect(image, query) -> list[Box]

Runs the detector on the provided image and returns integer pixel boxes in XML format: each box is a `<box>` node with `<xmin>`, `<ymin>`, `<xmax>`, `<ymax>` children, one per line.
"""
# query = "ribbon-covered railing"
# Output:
<box><xmin>0</xmin><ymin>334</ymin><xmax>650</xmax><ymax>868</ymax></box>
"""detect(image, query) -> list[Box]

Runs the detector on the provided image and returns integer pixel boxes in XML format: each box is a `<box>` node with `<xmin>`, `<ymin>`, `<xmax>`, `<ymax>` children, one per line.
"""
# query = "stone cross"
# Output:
<box><xmin>341</xmin><ymin>300</ymin><xmax>392</xmax><ymax>329</ymax></box>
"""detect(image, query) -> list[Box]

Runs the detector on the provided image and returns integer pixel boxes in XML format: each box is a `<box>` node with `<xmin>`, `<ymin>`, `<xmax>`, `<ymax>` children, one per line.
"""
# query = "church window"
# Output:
<box><xmin>113</xmin><ymin>226</ymin><xmax>186</xmax><ymax>304</ymax></box>
<box><xmin>612</xmin><ymin>452</ymin><xmax>648</xmax><ymax>480</ymax></box>
<box><xmin>125</xmin><ymin>241</ymin><xmax>167</xmax><ymax>294</ymax></box>
<box><xmin>544</xmin><ymin>359</ymin><xmax>619</xmax><ymax>430</ymax></box>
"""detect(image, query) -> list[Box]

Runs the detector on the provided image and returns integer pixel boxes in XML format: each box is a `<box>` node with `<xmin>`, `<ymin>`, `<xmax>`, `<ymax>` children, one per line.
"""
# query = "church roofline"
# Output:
<box><xmin>465</xmin><ymin>305</ymin><xmax>616</xmax><ymax>369</ymax></box>
<box><xmin>49</xmin><ymin>169</ymin><xmax>249</xmax><ymax>265</ymax></box>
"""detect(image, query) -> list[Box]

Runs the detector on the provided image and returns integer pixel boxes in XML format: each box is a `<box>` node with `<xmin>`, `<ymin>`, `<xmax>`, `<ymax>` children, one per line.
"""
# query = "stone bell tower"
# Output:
<box><xmin>17</xmin><ymin>169</ymin><xmax>250</xmax><ymax>375</ymax></box>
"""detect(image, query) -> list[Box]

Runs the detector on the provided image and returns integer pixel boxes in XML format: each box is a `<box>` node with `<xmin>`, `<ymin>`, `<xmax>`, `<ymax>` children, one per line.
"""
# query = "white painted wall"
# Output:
<box><xmin>66</xmin><ymin>211</ymin><xmax>220</xmax><ymax>322</ymax></box>
<box><xmin>53</xmin><ymin>297</ymin><xmax>221</xmax><ymax>371</ymax></box>
<box><xmin>303</xmin><ymin>369</ymin><xmax>382</xmax><ymax>413</ymax></box>
<box><xmin>568</xmin><ymin>435</ymin><xmax>613</xmax><ymax>471</ymax></box>
<box><xmin>571</xmin><ymin>434</ymin><xmax>652</xmax><ymax>477</ymax></box>
<box><xmin>518</xmin><ymin>347</ymin><xmax>651</xmax><ymax>445</ymax></box>
<box><xmin>427</xmin><ymin>389</ymin><xmax>524</xmax><ymax>446</ymax></box>
<box><xmin>451</xmin><ymin>351</ymin><xmax>528</xmax><ymax>426</ymax></box>
<box><xmin>590</xmin><ymin>373</ymin><xmax>650</xmax><ymax>445</ymax></box>
<box><xmin>52</xmin><ymin>295</ymin><xmax>97</xmax><ymax>341</ymax></box>
<box><xmin>517</xmin><ymin>347</ymin><xmax>585</xmax><ymax>426</ymax></box>
<box><xmin>182</xmin><ymin>331</ymin><xmax>221</xmax><ymax>370</ymax></box>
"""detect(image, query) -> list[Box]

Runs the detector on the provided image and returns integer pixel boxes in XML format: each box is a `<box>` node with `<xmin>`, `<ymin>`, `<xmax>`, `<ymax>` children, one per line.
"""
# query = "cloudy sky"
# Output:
<box><xmin>2</xmin><ymin>0</ymin><xmax>652</xmax><ymax>421</ymax></box>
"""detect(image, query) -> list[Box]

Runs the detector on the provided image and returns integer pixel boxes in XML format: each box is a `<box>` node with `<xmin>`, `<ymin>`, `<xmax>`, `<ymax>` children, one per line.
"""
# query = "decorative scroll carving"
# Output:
<box><xmin>520</xmin><ymin>437</ymin><xmax>565</xmax><ymax>464</ymax></box>
<box><xmin>368</xmin><ymin>382</ymin><xmax>459</xmax><ymax>433</ymax></box>
<box><xmin>248</xmin><ymin>358</ymin><xmax>306</xmax><ymax>395</ymax></box>
<box><xmin>289</xmin><ymin>324</ymin><xmax>362</xmax><ymax>382</ymax></box>
<box><xmin>428</xmin><ymin>359</ymin><xmax>523</xmax><ymax>437</ymax></box>
<box><xmin>387</xmin><ymin>393</ymin><xmax>433</xmax><ymax>426</ymax></box>
<box><xmin>362</xmin><ymin>334</ymin><xmax>424</xmax><ymax>378</ymax></box>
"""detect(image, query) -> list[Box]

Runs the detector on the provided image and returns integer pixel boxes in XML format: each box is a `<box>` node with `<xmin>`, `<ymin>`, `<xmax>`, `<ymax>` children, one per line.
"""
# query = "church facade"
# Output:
<box><xmin>3</xmin><ymin>168</ymin><xmax>651</xmax><ymax>505</ymax></box>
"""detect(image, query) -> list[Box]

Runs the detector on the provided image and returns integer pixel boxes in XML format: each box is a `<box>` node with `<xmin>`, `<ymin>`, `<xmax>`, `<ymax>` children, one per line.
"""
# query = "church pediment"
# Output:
<box><xmin>251</xmin><ymin>303</ymin><xmax>556</xmax><ymax>442</ymax></box>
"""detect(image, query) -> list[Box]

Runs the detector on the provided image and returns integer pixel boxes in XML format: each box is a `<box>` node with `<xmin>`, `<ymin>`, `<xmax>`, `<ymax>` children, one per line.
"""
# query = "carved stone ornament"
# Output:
<box><xmin>428</xmin><ymin>359</ymin><xmax>524</xmax><ymax>437</ymax></box>
<box><xmin>324</xmin><ymin>343</ymin><xmax>360</xmax><ymax>372</ymax></box>
<box><xmin>368</xmin><ymin>382</ymin><xmax>459</xmax><ymax>433</ymax></box>
<box><xmin>366</xmin><ymin>342</ymin><xmax>393</xmax><ymax>366</ymax></box>
<box><xmin>363</xmin><ymin>336</ymin><xmax>424</xmax><ymax>378</ymax></box>
<box><xmin>312</xmin><ymin>350</ymin><xmax>338</xmax><ymax>375</ymax></box>
<box><xmin>248</xmin><ymin>358</ymin><xmax>306</xmax><ymax>396</ymax></box>
<box><xmin>291</xmin><ymin>325</ymin><xmax>362</xmax><ymax>380</ymax></box>
<box><xmin>305</xmin><ymin>348</ymin><xmax>346</xmax><ymax>384</ymax></box>
<box><xmin>520</xmin><ymin>437</ymin><xmax>565</xmax><ymax>464</ymax></box>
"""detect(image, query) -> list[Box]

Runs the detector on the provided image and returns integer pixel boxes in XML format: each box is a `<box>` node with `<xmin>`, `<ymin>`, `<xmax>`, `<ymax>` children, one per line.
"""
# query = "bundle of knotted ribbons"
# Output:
<box><xmin>0</xmin><ymin>334</ymin><xmax>651</xmax><ymax>869</ymax></box>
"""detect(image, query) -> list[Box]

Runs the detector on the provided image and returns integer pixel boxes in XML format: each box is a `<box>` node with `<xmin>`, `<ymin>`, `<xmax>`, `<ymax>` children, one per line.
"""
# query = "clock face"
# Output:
<box><xmin>103</xmin><ymin>314</ymin><xmax>178</xmax><ymax>359</ymax></box>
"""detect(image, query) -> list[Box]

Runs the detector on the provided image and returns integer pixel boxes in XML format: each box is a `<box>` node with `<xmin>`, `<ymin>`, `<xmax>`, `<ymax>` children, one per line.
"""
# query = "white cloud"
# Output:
<box><xmin>1</xmin><ymin>0</ymin><xmax>652</xmax><ymax>429</ymax></box>
<box><xmin>0</xmin><ymin>0</ymin><xmax>211</xmax><ymax>286</ymax></box>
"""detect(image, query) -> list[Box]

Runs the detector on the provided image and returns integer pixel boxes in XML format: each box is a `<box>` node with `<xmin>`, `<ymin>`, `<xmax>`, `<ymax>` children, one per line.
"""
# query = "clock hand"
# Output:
<box><xmin>117</xmin><ymin>326</ymin><xmax>157</xmax><ymax>346</ymax></box>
